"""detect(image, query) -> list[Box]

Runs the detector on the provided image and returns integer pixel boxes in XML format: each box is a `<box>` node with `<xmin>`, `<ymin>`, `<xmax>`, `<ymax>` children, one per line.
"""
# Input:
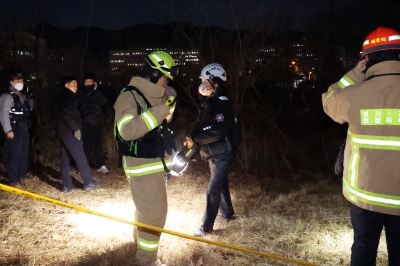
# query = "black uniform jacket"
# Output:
<box><xmin>78</xmin><ymin>85</ymin><xmax>108</xmax><ymax>124</ymax></box>
<box><xmin>57</xmin><ymin>88</ymin><xmax>82</xmax><ymax>139</ymax></box>
<box><xmin>191</xmin><ymin>89</ymin><xmax>236</xmax><ymax>161</ymax></box>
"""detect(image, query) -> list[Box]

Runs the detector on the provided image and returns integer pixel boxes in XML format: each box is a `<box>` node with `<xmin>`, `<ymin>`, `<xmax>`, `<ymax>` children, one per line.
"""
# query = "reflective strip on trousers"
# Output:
<box><xmin>123</xmin><ymin>157</ymin><xmax>172</xmax><ymax>177</ymax></box>
<box><xmin>117</xmin><ymin>114</ymin><xmax>135</xmax><ymax>132</ymax></box>
<box><xmin>137</xmin><ymin>237</ymin><xmax>159</xmax><ymax>251</ymax></box>
<box><xmin>344</xmin><ymin>130</ymin><xmax>400</xmax><ymax>209</ymax></box>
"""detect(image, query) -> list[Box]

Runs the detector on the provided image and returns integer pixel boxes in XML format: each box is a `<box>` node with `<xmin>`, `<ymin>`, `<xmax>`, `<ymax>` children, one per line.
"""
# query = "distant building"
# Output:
<box><xmin>252</xmin><ymin>36</ymin><xmax>347</xmax><ymax>84</ymax></box>
<box><xmin>0</xmin><ymin>30</ymin><xmax>47</xmax><ymax>79</ymax></box>
<box><xmin>109</xmin><ymin>48</ymin><xmax>200</xmax><ymax>74</ymax></box>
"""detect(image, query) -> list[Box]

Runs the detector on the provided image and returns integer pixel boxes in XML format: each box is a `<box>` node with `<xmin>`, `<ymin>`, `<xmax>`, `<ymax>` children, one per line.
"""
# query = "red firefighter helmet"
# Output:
<box><xmin>361</xmin><ymin>27</ymin><xmax>400</xmax><ymax>58</ymax></box>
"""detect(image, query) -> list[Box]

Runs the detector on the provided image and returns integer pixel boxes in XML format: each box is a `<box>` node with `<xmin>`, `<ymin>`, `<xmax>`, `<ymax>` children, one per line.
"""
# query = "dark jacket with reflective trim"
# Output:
<box><xmin>322</xmin><ymin>60</ymin><xmax>400</xmax><ymax>216</ymax></box>
<box><xmin>191</xmin><ymin>89</ymin><xmax>235</xmax><ymax>161</ymax></box>
<box><xmin>0</xmin><ymin>86</ymin><xmax>30</xmax><ymax>133</ymax></box>
<box><xmin>57</xmin><ymin>88</ymin><xmax>82</xmax><ymax>139</ymax></box>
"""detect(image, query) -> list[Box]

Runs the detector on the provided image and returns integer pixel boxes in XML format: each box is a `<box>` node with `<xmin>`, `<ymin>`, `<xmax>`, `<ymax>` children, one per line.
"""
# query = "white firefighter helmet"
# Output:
<box><xmin>198</xmin><ymin>83</ymin><xmax>215</xmax><ymax>97</ymax></box>
<box><xmin>199</xmin><ymin>63</ymin><xmax>227</xmax><ymax>81</ymax></box>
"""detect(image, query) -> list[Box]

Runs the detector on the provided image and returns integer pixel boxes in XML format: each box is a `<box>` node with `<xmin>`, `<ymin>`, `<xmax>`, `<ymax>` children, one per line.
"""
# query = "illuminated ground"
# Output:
<box><xmin>0</xmin><ymin>165</ymin><xmax>389</xmax><ymax>266</ymax></box>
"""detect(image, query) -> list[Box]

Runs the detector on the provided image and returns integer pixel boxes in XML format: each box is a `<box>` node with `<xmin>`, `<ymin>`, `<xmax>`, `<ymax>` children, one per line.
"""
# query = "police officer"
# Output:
<box><xmin>0</xmin><ymin>73</ymin><xmax>32</xmax><ymax>186</ymax></box>
<box><xmin>185</xmin><ymin>63</ymin><xmax>237</xmax><ymax>237</ymax></box>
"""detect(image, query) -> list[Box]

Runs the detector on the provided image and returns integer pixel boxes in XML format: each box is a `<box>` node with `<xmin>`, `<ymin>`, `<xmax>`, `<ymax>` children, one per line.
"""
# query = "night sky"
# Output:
<box><xmin>0</xmin><ymin>0</ymin><xmax>329</xmax><ymax>30</ymax></box>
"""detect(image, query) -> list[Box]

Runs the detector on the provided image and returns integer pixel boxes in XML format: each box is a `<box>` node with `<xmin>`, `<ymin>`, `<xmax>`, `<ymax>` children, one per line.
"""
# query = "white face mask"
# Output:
<box><xmin>14</xmin><ymin>83</ymin><xmax>24</xmax><ymax>91</ymax></box>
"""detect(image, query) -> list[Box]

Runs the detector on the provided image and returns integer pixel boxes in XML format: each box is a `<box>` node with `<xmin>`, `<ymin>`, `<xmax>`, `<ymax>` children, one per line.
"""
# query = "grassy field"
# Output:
<box><xmin>0</xmin><ymin>163</ymin><xmax>389</xmax><ymax>266</ymax></box>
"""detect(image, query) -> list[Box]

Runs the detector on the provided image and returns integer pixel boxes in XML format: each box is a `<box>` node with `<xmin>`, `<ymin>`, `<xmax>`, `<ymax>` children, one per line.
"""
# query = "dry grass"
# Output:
<box><xmin>0</xmin><ymin>163</ymin><xmax>389</xmax><ymax>266</ymax></box>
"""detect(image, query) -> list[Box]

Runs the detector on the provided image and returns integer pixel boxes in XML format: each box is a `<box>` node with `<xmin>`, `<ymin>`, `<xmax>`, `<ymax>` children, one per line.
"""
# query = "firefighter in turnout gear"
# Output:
<box><xmin>187</xmin><ymin>63</ymin><xmax>238</xmax><ymax>237</ymax></box>
<box><xmin>0</xmin><ymin>72</ymin><xmax>32</xmax><ymax>186</ymax></box>
<box><xmin>114</xmin><ymin>51</ymin><xmax>178</xmax><ymax>266</ymax></box>
<box><xmin>322</xmin><ymin>26</ymin><xmax>400</xmax><ymax>266</ymax></box>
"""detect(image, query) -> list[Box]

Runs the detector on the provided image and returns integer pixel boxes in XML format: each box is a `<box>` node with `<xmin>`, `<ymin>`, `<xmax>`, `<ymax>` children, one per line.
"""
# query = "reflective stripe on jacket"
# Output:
<box><xmin>322</xmin><ymin>61</ymin><xmax>400</xmax><ymax>215</ymax></box>
<box><xmin>114</xmin><ymin>77</ymin><xmax>170</xmax><ymax>176</ymax></box>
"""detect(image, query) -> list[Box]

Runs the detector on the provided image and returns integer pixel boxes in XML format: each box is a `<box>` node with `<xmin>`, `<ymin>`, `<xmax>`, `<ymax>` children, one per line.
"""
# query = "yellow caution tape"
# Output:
<box><xmin>0</xmin><ymin>184</ymin><xmax>318</xmax><ymax>266</ymax></box>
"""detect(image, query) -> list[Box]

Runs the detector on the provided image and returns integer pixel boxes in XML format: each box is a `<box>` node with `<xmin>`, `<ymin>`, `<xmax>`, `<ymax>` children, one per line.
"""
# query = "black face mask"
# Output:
<box><xmin>82</xmin><ymin>84</ymin><xmax>95</xmax><ymax>93</ymax></box>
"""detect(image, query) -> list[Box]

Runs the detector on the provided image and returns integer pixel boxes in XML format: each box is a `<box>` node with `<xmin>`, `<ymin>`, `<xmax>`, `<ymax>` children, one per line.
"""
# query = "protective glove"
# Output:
<box><xmin>74</xmin><ymin>130</ymin><xmax>81</xmax><ymax>140</ymax></box>
<box><xmin>184</xmin><ymin>136</ymin><xmax>194</xmax><ymax>149</ymax></box>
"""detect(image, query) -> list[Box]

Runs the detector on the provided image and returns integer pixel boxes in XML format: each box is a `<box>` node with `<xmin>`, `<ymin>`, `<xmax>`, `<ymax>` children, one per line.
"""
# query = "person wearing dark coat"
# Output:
<box><xmin>57</xmin><ymin>76</ymin><xmax>101</xmax><ymax>192</ymax></box>
<box><xmin>78</xmin><ymin>73</ymin><xmax>109</xmax><ymax>173</ymax></box>
<box><xmin>185</xmin><ymin>63</ymin><xmax>238</xmax><ymax>237</ymax></box>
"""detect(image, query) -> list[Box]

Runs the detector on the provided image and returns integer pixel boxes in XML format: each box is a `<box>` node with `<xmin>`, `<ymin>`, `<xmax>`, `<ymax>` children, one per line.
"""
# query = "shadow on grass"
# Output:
<box><xmin>72</xmin><ymin>242</ymin><xmax>137</xmax><ymax>266</ymax></box>
<box><xmin>0</xmin><ymin>242</ymin><xmax>137</xmax><ymax>266</ymax></box>
<box><xmin>31</xmin><ymin>164</ymin><xmax>83</xmax><ymax>190</ymax></box>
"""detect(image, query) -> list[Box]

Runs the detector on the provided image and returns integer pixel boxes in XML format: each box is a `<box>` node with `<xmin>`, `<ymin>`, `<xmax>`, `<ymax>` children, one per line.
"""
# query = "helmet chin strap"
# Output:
<box><xmin>208</xmin><ymin>79</ymin><xmax>218</xmax><ymax>96</ymax></box>
<box><xmin>150</xmin><ymin>71</ymin><xmax>164</xmax><ymax>84</ymax></box>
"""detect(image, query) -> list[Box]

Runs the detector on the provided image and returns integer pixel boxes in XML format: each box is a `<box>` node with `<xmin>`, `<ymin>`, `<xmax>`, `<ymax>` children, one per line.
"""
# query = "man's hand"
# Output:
<box><xmin>93</xmin><ymin>82</ymin><xmax>98</xmax><ymax>91</ymax></box>
<box><xmin>6</xmin><ymin>131</ymin><xmax>14</xmax><ymax>139</ymax></box>
<box><xmin>357</xmin><ymin>58</ymin><xmax>367</xmax><ymax>72</ymax></box>
<box><xmin>184</xmin><ymin>136</ymin><xmax>194</xmax><ymax>149</ymax></box>
<box><xmin>74</xmin><ymin>130</ymin><xmax>81</xmax><ymax>140</ymax></box>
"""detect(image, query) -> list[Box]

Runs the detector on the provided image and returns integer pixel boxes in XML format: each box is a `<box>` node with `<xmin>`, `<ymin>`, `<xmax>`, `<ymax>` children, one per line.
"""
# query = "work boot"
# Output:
<box><xmin>134</xmin><ymin>258</ymin><xmax>165</xmax><ymax>266</ymax></box>
<box><xmin>215</xmin><ymin>215</ymin><xmax>236</xmax><ymax>224</ymax></box>
<box><xmin>193</xmin><ymin>227</ymin><xmax>212</xmax><ymax>237</ymax></box>
<box><xmin>152</xmin><ymin>259</ymin><xmax>166</xmax><ymax>266</ymax></box>
<box><xmin>83</xmin><ymin>181</ymin><xmax>102</xmax><ymax>191</ymax></box>
<box><xmin>62</xmin><ymin>185</ymin><xmax>75</xmax><ymax>193</ymax></box>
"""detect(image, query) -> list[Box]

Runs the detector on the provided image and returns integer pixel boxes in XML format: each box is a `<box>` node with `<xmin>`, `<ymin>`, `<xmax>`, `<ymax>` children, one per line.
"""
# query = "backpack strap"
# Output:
<box><xmin>366</xmin><ymin>73</ymin><xmax>400</xmax><ymax>81</ymax></box>
<box><xmin>121</xmin><ymin>85</ymin><xmax>152</xmax><ymax>110</ymax></box>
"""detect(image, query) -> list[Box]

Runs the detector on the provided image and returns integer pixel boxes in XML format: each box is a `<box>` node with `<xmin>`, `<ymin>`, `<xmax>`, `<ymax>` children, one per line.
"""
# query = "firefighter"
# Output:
<box><xmin>0</xmin><ymin>72</ymin><xmax>32</xmax><ymax>186</ymax></box>
<box><xmin>185</xmin><ymin>63</ymin><xmax>237</xmax><ymax>237</ymax></box>
<box><xmin>114</xmin><ymin>51</ymin><xmax>178</xmax><ymax>266</ymax></box>
<box><xmin>322</xmin><ymin>26</ymin><xmax>400</xmax><ymax>266</ymax></box>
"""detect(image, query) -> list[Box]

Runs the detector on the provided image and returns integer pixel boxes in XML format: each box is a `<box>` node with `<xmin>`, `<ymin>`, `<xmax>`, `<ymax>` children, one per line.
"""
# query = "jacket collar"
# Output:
<box><xmin>129</xmin><ymin>77</ymin><xmax>165</xmax><ymax>106</ymax></box>
<box><xmin>8</xmin><ymin>85</ymin><xmax>20</xmax><ymax>94</ymax></box>
<box><xmin>366</xmin><ymin>60</ymin><xmax>400</xmax><ymax>78</ymax></box>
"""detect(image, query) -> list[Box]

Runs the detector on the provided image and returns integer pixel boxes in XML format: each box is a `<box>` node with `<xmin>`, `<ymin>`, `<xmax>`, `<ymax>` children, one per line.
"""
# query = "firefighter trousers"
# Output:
<box><xmin>128</xmin><ymin>169</ymin><xmax>168</xmax><ymax>266</ymax></box>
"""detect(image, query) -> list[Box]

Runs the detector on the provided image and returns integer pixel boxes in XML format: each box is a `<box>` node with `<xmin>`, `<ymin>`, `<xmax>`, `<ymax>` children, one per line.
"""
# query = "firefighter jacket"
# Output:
<box><xmin>57</xmin><ymin>88</ymin><xmax>82</xmax><ymax>139</ymax></box>
<box><xmin>78</xmin><ymin>85</ymin><xmax>108</xmax><ymax>124</ymax></box>
<box><xmin>322</xmin><ymin>60</ymin><xmax>400</xmax><ymax>216</ymax></box>
<box><xmin>114</xmin><ymin>77</ymin><xmax>170</xmax><ymax>177</ymax></box>
<box><xmin>191</xmin><ymin>89</ymin><xmax>236</xmax><ymax>161</ymax></box>
<box><xmin>0</xmin><ymin>86</ymin><xmax>31</xmax><ymax>134</ymax></box>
